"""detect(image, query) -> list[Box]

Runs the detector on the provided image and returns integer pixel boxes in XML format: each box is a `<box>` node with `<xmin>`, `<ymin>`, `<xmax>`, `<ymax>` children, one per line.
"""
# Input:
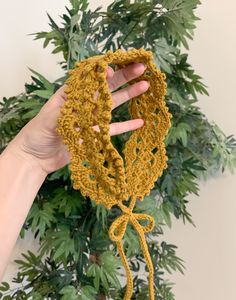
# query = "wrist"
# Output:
<box><xmin>0</xmin><ymin>139</ymin><xmax>47</xmax><ymax>281</ymax></box>
<box><xmin>2</xmin><ymin>141</ymin><xmax>47</xmax><ymax>179</ymax></box>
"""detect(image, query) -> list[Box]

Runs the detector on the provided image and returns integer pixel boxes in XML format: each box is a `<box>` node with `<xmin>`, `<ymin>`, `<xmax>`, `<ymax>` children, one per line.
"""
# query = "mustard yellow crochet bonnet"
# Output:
<box><xmin>56</xmin><ymin>48</ymin><xmax>172</xmax><ymax>300</ymax></box>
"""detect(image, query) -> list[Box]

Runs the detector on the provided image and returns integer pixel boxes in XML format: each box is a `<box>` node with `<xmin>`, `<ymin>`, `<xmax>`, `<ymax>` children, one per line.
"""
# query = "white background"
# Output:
<box><xmin>1</xmin><ymin>1</ymin><xmax>236</xmax><ymax>299</ymax></box>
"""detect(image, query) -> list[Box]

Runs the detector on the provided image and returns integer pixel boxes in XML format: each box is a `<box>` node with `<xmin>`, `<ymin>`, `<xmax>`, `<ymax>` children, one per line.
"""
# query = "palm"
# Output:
<box><xmin>11</xmin><ymin>63</ymin><xmax>148</xmax><ymax>174</ymax></box>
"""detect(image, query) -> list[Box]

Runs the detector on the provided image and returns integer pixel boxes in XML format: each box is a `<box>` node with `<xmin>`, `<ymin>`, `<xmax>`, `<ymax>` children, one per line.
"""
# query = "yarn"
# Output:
<box><xmin>56</xmin><ymin>48</ymin><xmax>172</xmax><ymax>299</ymax></box>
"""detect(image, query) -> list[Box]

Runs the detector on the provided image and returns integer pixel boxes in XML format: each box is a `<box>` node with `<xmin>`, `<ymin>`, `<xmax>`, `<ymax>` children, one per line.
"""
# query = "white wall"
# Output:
<box><xmin>1</xmin><ymin>1</ymin><xmax>236</xmax><ymax>299</ymax></box>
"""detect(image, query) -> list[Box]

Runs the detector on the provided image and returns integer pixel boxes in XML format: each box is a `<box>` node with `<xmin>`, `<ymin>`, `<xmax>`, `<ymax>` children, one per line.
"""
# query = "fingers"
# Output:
<box><xmin>109</xmin><ymin>119</ymin><xmax>144</xmax><ymax>135</ymax></box>
<box><xmin>55</xmin><ymin>85</ymin><xmax>67</xmax><ymax>101</ymax></box>
<box><xmin>45</xmin><ymin>63</ymin><xmax>146</xmax><ymax>112</ymax></box>
<box><xmin>45</xmin><ymin>64</ymin><xmax>114</xmax><ymax>110</ymax></box>
<box><xmin>92</xmin><ymin>119</ymin><xmax>144</xmax><ymax>136</ymax></box>
<box><xmin>107</xmin><ymin>63</ymin><xmax>146</xmax><ymax>91</ymax></box>
<box><xmin>107</xmin><ymin>66</ymin><xmax>115</xmax><ymax>80</ymax></box>
<box><xmin>111</xmin><ymin>80</ymin><xmax>149</xmax><ymax>110</ymax></box>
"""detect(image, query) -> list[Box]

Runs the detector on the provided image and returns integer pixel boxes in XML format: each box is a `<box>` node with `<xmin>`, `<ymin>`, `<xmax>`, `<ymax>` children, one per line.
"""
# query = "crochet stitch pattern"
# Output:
<box><xmin>56</xmin><ymin>48</ymin><xmax>172</xmax><ymax>300</ymax></box>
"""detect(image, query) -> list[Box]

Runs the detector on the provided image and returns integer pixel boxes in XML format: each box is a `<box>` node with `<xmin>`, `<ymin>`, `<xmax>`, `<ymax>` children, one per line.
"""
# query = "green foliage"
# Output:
<box><xmin>59</xmin><ymin>286</ymin><xmax>79</xmax><ymax>300</ymax></box>
<box><xmin>87</xmin><ymin>251</ymin><xmax>122</xmax><ymax>293</ymax></box>
<box><xmin>32</xmin><ymin>0</ymin><xmax>99</xmax><ymax>69</ymax></box>
<box><xmin>26</xmin><ymin>202</ymin><xmax>57</xmax><ymax>238</ymax></box>
<box><xmin>157</xmin><ymin>242</ymin><xmax>185</xmax><ymax>275</ymax></box>
<box><xmin>165</xmin><ymin>122</ymin><xmax>192</xmax><ymax>147</ymax></box>
<box><xmin>59</xmin><ymin>284</ymin><xmax>97</xmax><ymax>300</ymax></box>
<box><xmin>1</xmin><ymin>0</ymin><xmax>236</xmax><ymax>299</ymax></box>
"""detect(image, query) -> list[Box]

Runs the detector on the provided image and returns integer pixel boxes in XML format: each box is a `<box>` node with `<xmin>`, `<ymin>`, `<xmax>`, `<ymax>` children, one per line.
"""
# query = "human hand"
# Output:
<box><xmin>6</xmin><ymin>63</ymin><xmax>149</xmax><ymax>175</ymax></box>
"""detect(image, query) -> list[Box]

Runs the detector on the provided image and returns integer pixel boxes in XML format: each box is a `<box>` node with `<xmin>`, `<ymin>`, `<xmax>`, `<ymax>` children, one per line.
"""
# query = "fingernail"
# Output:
<box><xmin>135</xmin><ymin>62</ymin><xmax>146</xmax><ymax>69</ymax></box>
<box><xmin>137</xmin><ymin>119</ymin><xmax>144</xmax><ymax>126</ymax></box>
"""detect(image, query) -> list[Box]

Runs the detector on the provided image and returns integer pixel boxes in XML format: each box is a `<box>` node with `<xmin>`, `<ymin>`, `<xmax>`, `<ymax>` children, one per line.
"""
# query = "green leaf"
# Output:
<box><xmin>26</xmin><ymin>202</ymin><xmax>57</xmax><ymax>238</ymax></box>
<box><xmin>33</xmin><ymin>89</ymin><xmax>54</xmax><ymax>99</ymax></box>
<box><xmin>28</xmin><ymin>68</ymin><xmax>54</xmax><ymax>92</ymax></box>
<box><xmin>165</xmin><ymin>122</ymin><xmax>192</xmax><ymax>147</ymax></box>
<box><xmin>0</xmin><ymin>282</ymin><xmax>10</xmax><ymax>292</ymax></box>
<box><xmin>2</xmin><ymin>295</ymin><xmax>12</xmax><ymax>300</ymax></box>
<box><xmin>160</xmin><ymin>201</ymin><xmax>173</xmax><ymax>228</ymax></box>
<box><xmin>79</xmin><ymin>285</ymin><xmax>97</xmax><ymax>300</ymax></box>
<box><xmin>50</xmin><ymin>187</ymin><xmax>83</xmax><ymax>218</ymax></box>
<box><xmin>29</xmin><ymin>291</ymin><xmax>44</xmax><ymax>299</ymax></box>
<box><xmin>154</xmin><ymin>38</ymin><xmax>178</xmax><ymax>74</ymax></box>
<box><xmin>48</xmin><ymin>165</ymin><xmax>70</xmax><ymax>181</ymax></box>
<box><xmin>59</xmin><ymin>285</ymin><xmax>79</xmax><ymax>300</ymax></box>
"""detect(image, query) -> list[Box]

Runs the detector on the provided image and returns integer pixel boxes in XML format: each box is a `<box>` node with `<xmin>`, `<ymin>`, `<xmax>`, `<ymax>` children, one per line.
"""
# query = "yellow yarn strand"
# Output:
<box><xmin>109</xmin><ymin>195</ymin><xmax>155</xmax><ymax>299</ymax></box>
<box><xmin>56</xmin><ymin>48</ymin><xmax>172</xmax><ymax>299</ymax></box>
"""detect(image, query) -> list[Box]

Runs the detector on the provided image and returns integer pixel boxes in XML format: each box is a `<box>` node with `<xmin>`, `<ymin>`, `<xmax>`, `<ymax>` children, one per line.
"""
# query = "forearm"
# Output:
<box><xmin>0</xmin><ymin>146</ymin><xmax>47</xmax><ymax>282</ymax></box>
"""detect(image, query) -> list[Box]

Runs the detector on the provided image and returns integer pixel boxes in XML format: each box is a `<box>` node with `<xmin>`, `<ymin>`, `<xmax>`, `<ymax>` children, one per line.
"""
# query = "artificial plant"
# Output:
<box><xmin>0</xmin><ymin>0</ymin><xmax>236</xmax><ymax>299</ymax></box>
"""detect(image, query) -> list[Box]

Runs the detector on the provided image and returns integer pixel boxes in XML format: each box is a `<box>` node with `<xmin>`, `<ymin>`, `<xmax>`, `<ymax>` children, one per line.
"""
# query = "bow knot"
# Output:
<box><xmin>109</xmin><ymin>211</ymin><xmax>155</xmax><ymax>242</ymax></box>
<box><xmin>108</xmin><ymin>201</ymin><xmax>156</xmax><ymax>300</ymax></box>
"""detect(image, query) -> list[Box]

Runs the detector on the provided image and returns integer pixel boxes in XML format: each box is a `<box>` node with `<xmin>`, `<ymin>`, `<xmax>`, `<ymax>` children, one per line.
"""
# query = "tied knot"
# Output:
<box><xmin>109</xmin><ymin>209</ymin><xmax>155</xmax><ymax>242</ymax></box>
<box><xmin>107</xmin><ymin>200</ymin><xmax>156</xmax><ymax>300</ymax></box>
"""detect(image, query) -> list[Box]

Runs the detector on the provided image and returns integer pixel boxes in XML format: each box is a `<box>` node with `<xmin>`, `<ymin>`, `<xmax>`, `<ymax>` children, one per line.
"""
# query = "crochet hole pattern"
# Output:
<box><xmin>56</xmin><ymin>48</ymin><xmax>172</xmax><ymax>300</ymax></box>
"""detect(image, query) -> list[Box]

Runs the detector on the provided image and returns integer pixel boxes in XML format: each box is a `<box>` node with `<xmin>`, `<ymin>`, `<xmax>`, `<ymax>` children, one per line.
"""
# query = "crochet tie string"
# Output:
<box><xmin>108</xmin><ymin>207</ymin><xmax>155</xmax><ymax>242</ymax></box>
<box><xmin>108</xmin><ymin>200</ymin><xmax>155</xmax><ymax>300</ymax></box>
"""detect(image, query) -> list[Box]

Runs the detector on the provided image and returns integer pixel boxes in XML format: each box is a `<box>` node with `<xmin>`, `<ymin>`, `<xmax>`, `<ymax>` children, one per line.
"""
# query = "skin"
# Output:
<box><xmin>0</xmin><ymin>62</ymin><xmax>149</xmax><ymax>282</ymax></box>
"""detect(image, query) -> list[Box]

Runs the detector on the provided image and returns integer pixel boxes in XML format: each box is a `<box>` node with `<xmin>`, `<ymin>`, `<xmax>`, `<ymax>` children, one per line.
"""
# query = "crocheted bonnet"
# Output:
<box><xmin>56</xmin><ymin>48</ymin><xmax>172</xmax><ymax>300</ymax></box>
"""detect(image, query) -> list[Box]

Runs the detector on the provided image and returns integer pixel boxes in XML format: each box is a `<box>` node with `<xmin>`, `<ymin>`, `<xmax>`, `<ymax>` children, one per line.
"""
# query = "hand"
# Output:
<box><xmin>7</xmin><ymin>63</ymin><xmax>149</xmax><ymax>175</ymax></box>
